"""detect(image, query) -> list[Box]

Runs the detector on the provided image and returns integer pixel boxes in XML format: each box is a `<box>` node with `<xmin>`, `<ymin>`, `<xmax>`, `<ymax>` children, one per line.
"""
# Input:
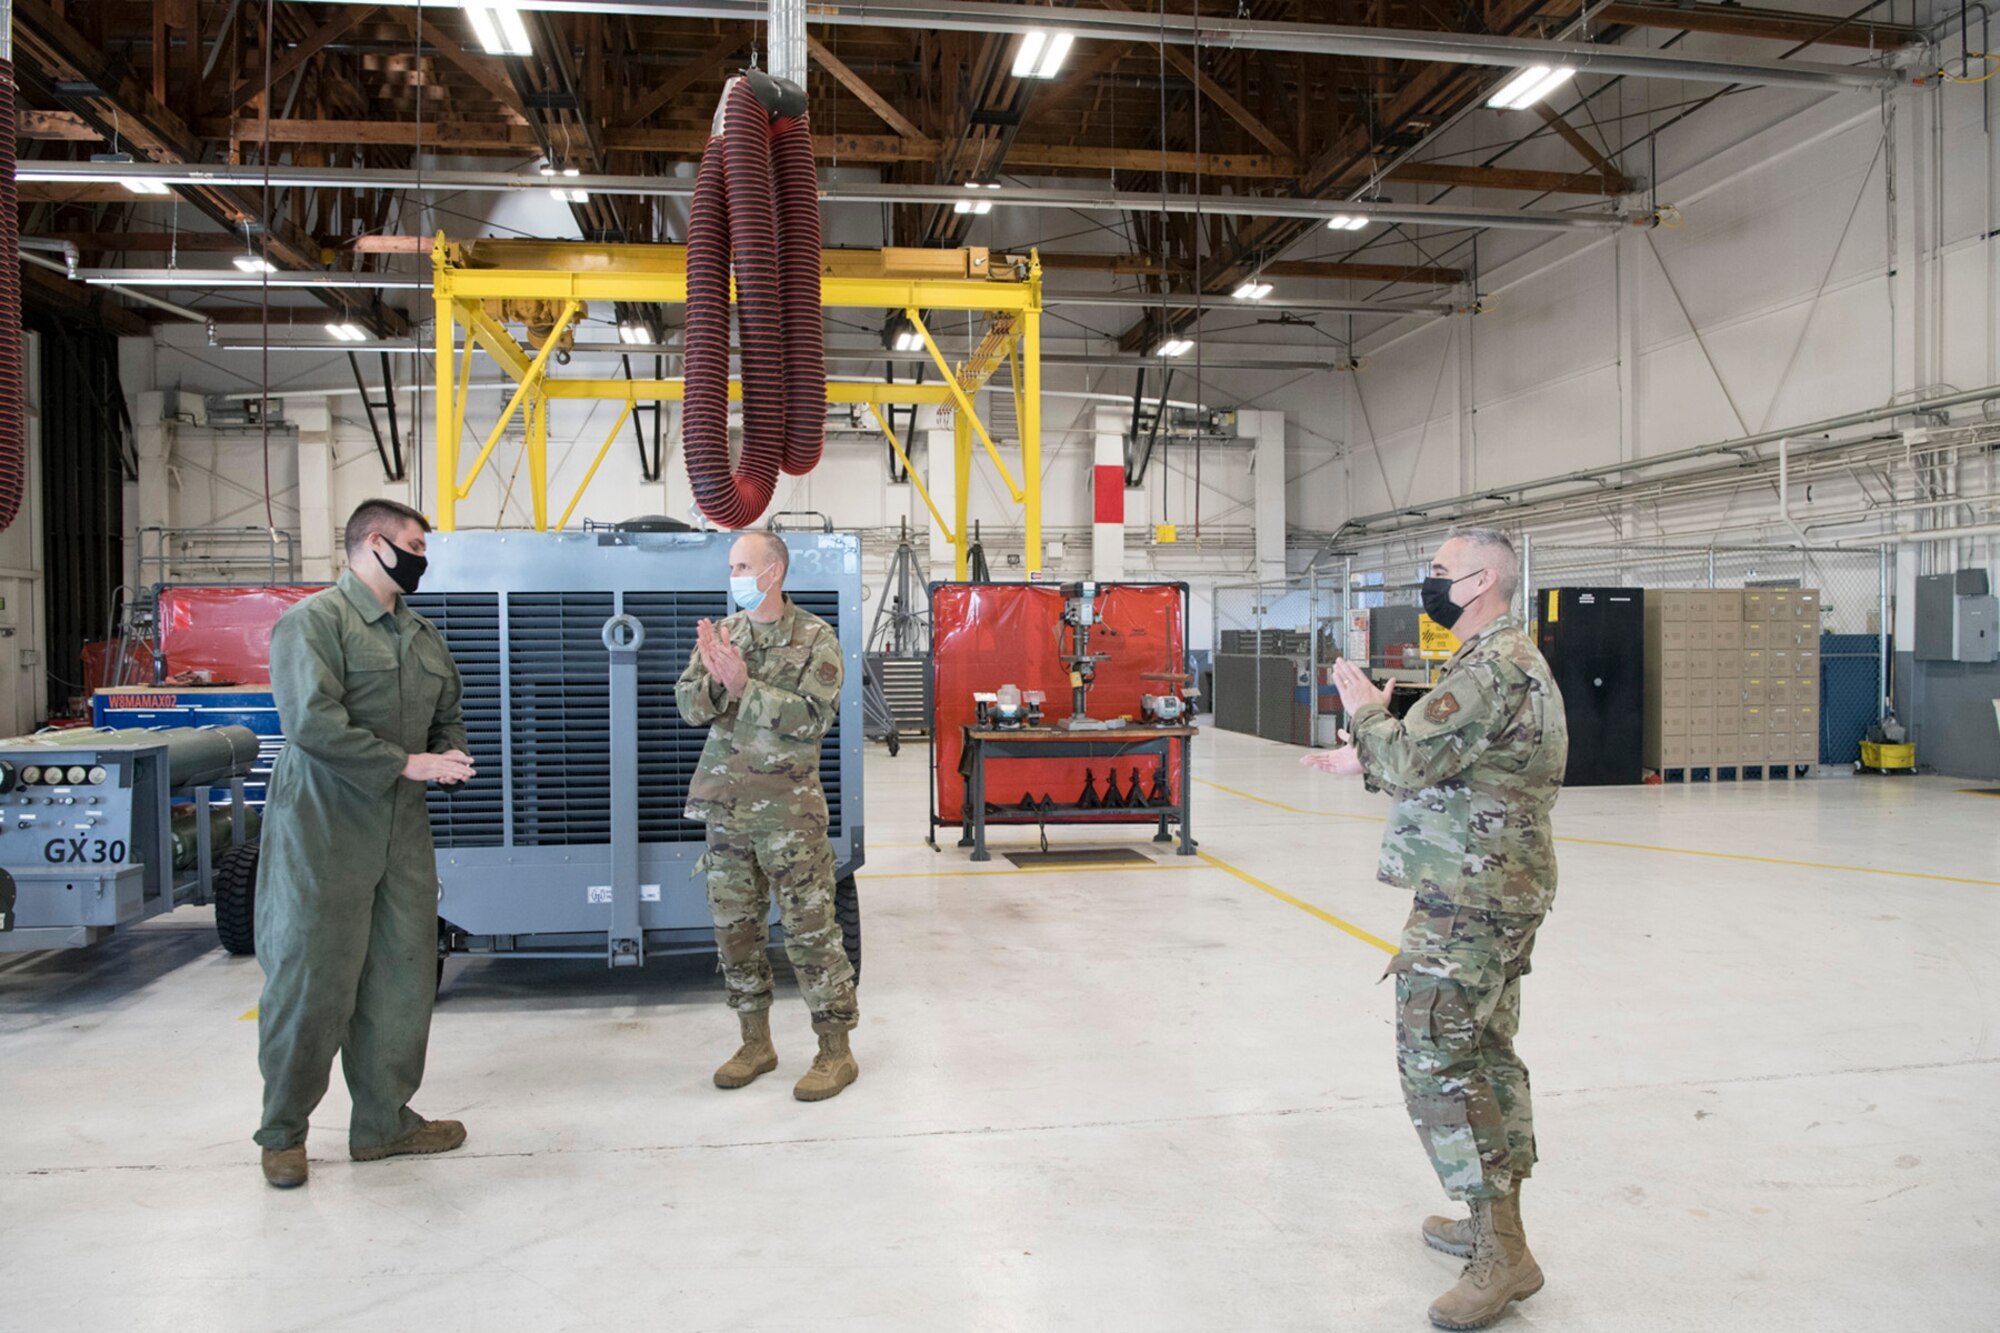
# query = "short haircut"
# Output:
<box><xmin>1446</xmin><ymin>525</ymin><xmax>1521</xmax><ymax>601</ymax></box>
<box><xmin>739</xmin><ymin>530</ymin><xmax>789</xmax><ymax>575</ymax></box>
<box><xmin>344</xmin><ymin>498</ymin><xmax>431</xmax><ymax>558</ymax></box>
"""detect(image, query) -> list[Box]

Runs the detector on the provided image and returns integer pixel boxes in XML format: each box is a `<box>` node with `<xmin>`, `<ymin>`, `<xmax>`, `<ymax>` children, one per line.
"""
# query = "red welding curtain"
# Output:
<box><xmin>158</xmin><ymin>585</ymin><xmax>323</xmax><ymax>683</ymax></box>
<box><xmin>931</xmin><ymin>581</ymin><xmax>1186</xmax><ymax>824</ymax></box>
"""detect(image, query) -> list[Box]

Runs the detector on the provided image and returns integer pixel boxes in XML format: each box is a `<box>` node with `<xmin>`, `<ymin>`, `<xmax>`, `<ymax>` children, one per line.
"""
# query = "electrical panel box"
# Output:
<box><xmin>1959</xmin><ymin>595</ymin><xmax>1998</xmax><ymax>663</ymax></box>
<box><xmin>1916</xmin><ymin>569</ymin><xmax>1995</xmax><ymax>662</ymax></box>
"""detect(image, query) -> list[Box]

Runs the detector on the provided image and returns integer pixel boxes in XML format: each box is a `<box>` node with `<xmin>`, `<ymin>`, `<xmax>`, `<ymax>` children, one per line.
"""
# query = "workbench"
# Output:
<box><xmin>952</xmin><ymin>724</ymin><xmax>1199</xmax><ymax>862</ymax></box>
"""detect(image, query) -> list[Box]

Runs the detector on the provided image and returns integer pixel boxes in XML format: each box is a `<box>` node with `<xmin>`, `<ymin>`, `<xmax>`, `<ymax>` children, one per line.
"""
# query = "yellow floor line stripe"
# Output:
<box><xmin>859</xmin><ymin>862</ymin><xmax>1212</xmax><ymax>882</ymax></box>
<box><xmin>1196</xmin><ymin>850</ymin><xmax>1397</xmax><ymax>955</ymax></box>
<box><xmin>1550</xmin><ymin>835</ymin><xmax>2000</xmax><ymax>888</ymax></box>
<box><xmin>1197</xmin><ymin>779</ymin><xmax>1384</xmax><ymax>823</ymax></box>
<box><xmin>1199</xmin><ymin>778</ymin><xmax>2000</xmax><ymax>889</ymax></box>
<box><xmin>240</xmin><ymin>1008</ymin><xmax>258</xmax><ymax>1021</ymax></box>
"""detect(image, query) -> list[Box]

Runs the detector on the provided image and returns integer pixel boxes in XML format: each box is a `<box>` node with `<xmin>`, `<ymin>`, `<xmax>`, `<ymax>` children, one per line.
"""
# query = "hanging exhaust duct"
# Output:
<box><xmin>0</xmin><ymin>1</ymin><xmax>27</xmax><ymax>534</ymax></box>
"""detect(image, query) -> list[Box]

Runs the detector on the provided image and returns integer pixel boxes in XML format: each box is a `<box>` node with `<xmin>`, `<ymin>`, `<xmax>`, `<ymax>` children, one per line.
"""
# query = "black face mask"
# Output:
<box><xmin>375</xmin><ymin>539</ymin><xmax>428</xmax><ymax>595</ymax></box>
<box><xmin>1420</xmin><ymin>570</ymin><xmax>1486</xmax><ymax>631</ymax></box>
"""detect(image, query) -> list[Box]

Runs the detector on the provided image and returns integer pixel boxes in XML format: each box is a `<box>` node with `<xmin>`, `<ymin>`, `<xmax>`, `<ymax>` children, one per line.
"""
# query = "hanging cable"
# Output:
<box><xmin>258</xmin><ymin>0</ymin><xmax>276</xmax><ymax>530</ymax></box>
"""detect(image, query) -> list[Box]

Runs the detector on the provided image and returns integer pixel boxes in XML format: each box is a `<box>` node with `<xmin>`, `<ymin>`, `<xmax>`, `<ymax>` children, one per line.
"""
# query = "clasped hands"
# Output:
<box><xmin>696</xmin><ymin>618</ymin><xmax>749</xmax><ymax>697</ymax></box>
<box><xmin>1298</xmin><ymin>658</ymin><xmax>1389</xmax><ymax>778</ymax></box>
<box><xmin>405</xmin><ymin>750</ymin><xmax>476</xmax><ymax>785</ymax></box>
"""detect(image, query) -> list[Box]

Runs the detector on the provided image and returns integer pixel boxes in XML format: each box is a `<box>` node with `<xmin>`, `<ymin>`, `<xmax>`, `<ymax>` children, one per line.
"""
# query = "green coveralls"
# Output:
<box><xmin>674</xmin><ymin>596</ymin><xmax>857</xmax><ymax>1032</ymax></box>
<box><xmin>254</xmin><ymin>570</ymin><xmax>465</xmax><ymax>1151</ymax></box>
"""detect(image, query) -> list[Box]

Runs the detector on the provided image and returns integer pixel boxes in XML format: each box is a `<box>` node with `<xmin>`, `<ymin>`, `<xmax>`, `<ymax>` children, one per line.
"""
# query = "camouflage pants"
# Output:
<box><xmin>1390</xmin><ymin>890</ymin><xmax>1543</xmax><ymax>1201</ymax></box>
<box><xmin>701</xmin><ymin>822</ymin><xmax>857</xmax><ymax>1032</ymax></box>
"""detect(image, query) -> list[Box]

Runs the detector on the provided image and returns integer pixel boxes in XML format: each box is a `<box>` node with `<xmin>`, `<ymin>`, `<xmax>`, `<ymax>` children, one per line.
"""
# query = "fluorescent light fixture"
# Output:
<box><xmin>550</xmin><ymin>188</ymin><xmax>589</xmax><ymax>203</ymax></box>
<box><xmin>1232</xmin><ymin>281</ymin><xmax>1273</xmax><ymax>301</ymax></box>
<box><xmin>467</xmin><ymin>4</ymin><xmax>533</xmax><ymax>57</ymax></box>
<box><xmin>893</xmin><ymin>330</ymin><xmax>924</xmax><ymax>353</ymax></box>
<box><xmin>1011</xmin><ymin>29</ymin><xmax>1072</xmax><ymax>79</ymax></box>
<box><xmin>1154</xmin><ymin>338</ymin><xmax>1194</xmax><ymax>358</ymax></box>
<box><xmin>232</xmin><ymin>254</ymin><xmax>276</xmax><ymax>274</ymax></box>
<box><xmin>91</xmin><ymin>152</ymin><xmax>170</xmax><ymax>195</ymax></box>
<box><xmin>1326</xmin><ymin>214</ymin><xmax>1370</xmax><ymax>231</ymax></box>
<box><xmin>954</xmin><ymin>199</ymin><xmax>993</xmax><ymax>215</ymax></box>
<box><xmin>326</xmin><ymin>322</ymin><xmax>367</xmax><ymax>342</ymax></box>
<box><xmin>618</xmin><ymin>321</ymin><xmax>654</xmax><ymax>346</ymax></box>
<box><xmin>1487</xmin><ymin>64</ymin><xmax>1576</xmax><ymax>110</ymax></box>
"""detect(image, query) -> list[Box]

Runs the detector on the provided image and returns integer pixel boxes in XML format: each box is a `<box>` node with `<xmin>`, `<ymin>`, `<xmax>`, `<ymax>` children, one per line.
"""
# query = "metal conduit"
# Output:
<box><xmin>1319</xmin><ymin>384</ymin><xmax>2000</xmax><ymax>550</ymax></box>
<box><xmin>279</xmin><ymin>0</ymin><xmax>1909</xmax><ymax>92</ymax></box>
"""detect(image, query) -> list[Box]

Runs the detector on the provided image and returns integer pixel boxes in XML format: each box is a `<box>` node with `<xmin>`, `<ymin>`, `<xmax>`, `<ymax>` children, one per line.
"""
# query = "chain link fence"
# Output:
<box><xmin>1210</xmin><ymin>572</ymin><xmax>1351</xmax><ymax>746</ymax></box>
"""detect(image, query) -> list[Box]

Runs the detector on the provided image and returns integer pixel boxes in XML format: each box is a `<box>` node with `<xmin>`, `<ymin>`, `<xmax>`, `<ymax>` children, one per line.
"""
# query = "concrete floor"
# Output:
<box><xmin>2</xmin><ymin>728</ymin><xmax>1997</xmax><ymax>1332</ymax></box>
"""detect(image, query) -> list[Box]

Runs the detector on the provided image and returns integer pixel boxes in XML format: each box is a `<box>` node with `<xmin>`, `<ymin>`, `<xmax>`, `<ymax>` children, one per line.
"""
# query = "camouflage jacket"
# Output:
<box><xmin>1348</xmin><ymin>613</ymin><xmax>1568</xmax><ymax>914</ymax></box>
<box><xmin>675</xmin><ymin>596</ymin><xmax>844</xmax><ymax>830</ymax></box>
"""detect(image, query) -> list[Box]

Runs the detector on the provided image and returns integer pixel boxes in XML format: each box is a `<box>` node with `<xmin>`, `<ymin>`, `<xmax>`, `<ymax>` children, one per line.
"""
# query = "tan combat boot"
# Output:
<box><xmin>1423</xmin><ymin>1183</ymin><xmax>1522</xmax><ymax>1258</ymax></box>
<box><xmin>1427</xmin><ymin>1189</ymin><xmax>1543</xmax><ymax>1330</ymax></box>
<box><xmin>792</xmin><ymin>1029</ymin><xmax>858</xmax><ymax>1102</ymax></box>
<box><xmin>261</xmin><ymin>1144</ymin><xmax>307</xmax><ymax>1189</ymax></box>
<box><xmin>351</xmin><ymin>1118</ymin><xmax>467</xmax><ymax>1162</ymax></box>
<box><xmin>713</xmin><ymin>1009</ymin><xmax>778</xmax><ymax>1089</ymax></box>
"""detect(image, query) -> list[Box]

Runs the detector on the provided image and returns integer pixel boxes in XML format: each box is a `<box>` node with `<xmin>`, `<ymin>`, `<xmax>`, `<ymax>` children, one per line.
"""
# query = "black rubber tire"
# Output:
<box><xmin>212</xmin><ymin>841</ymin><xmax>260</xmax><ymax>957</ymax></box>
<box><xmin>835</xmin><ymin>875</ymin><xmax>861</xmax><ymax>987</ymax></box>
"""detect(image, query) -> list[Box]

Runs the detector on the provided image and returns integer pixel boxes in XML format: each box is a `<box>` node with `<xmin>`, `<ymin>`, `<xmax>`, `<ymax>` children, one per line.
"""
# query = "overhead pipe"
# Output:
<box><xmin>285</xmin><ymin>0</ymin><xmax>1911</xmax><ymax>92</ymax></box>
<box><xmin>1319</xmin><ymin>384</ymin><xmax>2000</xmax><ymax>551</ymax></box>
<box><xmin>18</xmin><ymin>163</ymin><xmax>1627</xmax><ymax>234</ymax></box>
<box><xmin>23</xmin><ymin>253</ymin><xmax>212</xmax><ymax>324</ymax></box>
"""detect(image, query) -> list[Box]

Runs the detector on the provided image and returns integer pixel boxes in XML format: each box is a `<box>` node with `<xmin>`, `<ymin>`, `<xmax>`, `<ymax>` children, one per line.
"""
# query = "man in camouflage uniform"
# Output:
<box><xmin>1308</xmin><ymin>526</ymin><xmax>1568</xmax><ymax>1330</ymax></box>
<box><xmin>675</xmin><ymin>531</ymin><xmax>858</xmax><ymax>1101</ymax></box>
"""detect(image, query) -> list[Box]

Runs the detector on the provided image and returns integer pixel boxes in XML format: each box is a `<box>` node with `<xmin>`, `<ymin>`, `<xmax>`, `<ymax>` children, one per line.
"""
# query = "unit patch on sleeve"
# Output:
<box><xmin>1424</xmin><ymin>691</ymin><xmax>1462</xmax><ymax>724</ymax></box>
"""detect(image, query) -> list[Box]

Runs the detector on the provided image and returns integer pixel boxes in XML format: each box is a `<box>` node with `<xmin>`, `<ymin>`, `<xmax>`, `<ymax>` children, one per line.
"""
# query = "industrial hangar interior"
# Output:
<box><xmin>1</xmin><ymin>0</ymin><xmax>1997</xmax><ymax>1329</ymax></box>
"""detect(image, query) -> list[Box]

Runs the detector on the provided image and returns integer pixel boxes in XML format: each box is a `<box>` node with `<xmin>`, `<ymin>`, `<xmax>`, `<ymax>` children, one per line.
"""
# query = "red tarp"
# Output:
<box><xmin>931</xmin><ymin>582</ymin><xmax>1187</xmax><ymax>825</ymax></box>
<box><xmin>157</xmin><ymin>585</ymin><xmax>322</xmax><ymax>684</ymax></box>
<box><xmin>81</xmin><ymin>638</ymin><xmax>156</xmax><ymax>694</ymax></box>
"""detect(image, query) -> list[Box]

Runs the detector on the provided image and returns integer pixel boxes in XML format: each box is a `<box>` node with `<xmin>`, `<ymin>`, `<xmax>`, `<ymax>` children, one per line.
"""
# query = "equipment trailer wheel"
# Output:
<box><xmin>836</xmin><ymin>875</ymin><xmax>862</xmax><ymax>986</ymax></box>
<box><xmin>212</xmin><ymin>841</ymin><xmax>261</xmax><ymax>956</ymax></box>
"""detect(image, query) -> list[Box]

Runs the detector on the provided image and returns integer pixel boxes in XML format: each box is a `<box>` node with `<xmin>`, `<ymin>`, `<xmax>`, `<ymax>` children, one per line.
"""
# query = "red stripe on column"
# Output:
<box><xmin>1094</xmin><ymin>465</ymin><xmax>1124</xmax><ymax>523</ymax></box>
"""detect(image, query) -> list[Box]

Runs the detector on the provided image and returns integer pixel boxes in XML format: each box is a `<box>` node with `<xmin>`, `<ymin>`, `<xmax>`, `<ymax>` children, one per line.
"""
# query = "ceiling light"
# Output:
<box><xmin>1154</xmin><ymin>338</ymin><xmax>1193</xmax><ymax>358</ymax></box>
<box><xmin>1487</xmin><ymin>64</ymin><xmax>1576</xmax><ymax>110</ymax></box>
<box><xmin>467</xmin><ymin>4</ymin><xmax>533</xmax><ymax>57</ymax></box>
<box><xmin>326</xmin><ymin>322</ymin><xmax>367</xmax><ymax>342</ymax></box>
<box><xmin>1011</xmin><ymin>29</ymin><xmax>1073</xmax><ymax>79</ymax></box>
<box><xmin>550</xmin><ymin>188</ymin><xmax>589</xmax><ymax>203</ymax></box>
<box><xmin>91</xmin><ymin>152</ymin><xmax>170</xmax><ymax>195</ymax></box>
<box><xmin>1232</xmin><ymin>281</ymin><xmax>1273</xmax><ymax>301</ymax></box>
<box><xmin>1326</xmin><ymin>214</ymin><xmax>1371</xmax><ymax>231</ymax></box>
<box><xmin>954</xmin><ymin>199</ymin><xmax>993</xmax><ymax>215</ymax></box>
<box><xmin>232</xmin><ymin>254</ymin><xmax>276</xmax><ymax>274</ymax></box>
<box><xmin>894</xmin><ymin>331</ymin><xmax>925</xmax><ymax>353</ymax></box>
<box><xmin>618</xmin><ymin>321</ymin><xmax>654</xmax><ymax>346</ymax></box>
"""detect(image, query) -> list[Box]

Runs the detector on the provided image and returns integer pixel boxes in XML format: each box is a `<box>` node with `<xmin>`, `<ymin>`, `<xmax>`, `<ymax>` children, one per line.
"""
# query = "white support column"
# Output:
<box><xmin>1243</xmin><ymin>409</ymin><xmax>1287</xmax><ymax>584</ymax></box>
<box><xmin>1615</xmin><ymin>226</ymin><xmax>1641</xmax><ymax>542</ymax></box>
<box><xmin>1091</xmin><ymin>406</ymin><xmax>1126</xmax><ymax>581</ymax></box>
<box><xmin>294</xmin><ymin>404</ymin><xmax>336</xmax><ymax>581</ymax></box>
<box><xmin>132</xmin><ymin>391</ymin><xmax>174</xmax><ymax>584</ymax></box>
<box><xmin>925</xmin><ymin>425</ymin><xmax>957</xmax><ymax>570</ymax></box>
<box><xmin>1455</xmin><ymin>320</ymin><xmax>1476</xmax><ymax>499</ymax></box>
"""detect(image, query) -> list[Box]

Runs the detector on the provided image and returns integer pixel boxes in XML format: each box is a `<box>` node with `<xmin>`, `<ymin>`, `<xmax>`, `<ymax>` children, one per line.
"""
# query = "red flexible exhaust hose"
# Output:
<box><xmin>0</xmin><ymin>59</ymin><xmax>27</xmax><ymax>535</ymax></box>
<box><xmin>682</xmin><ymin>74</ymin><xmax>824</xmax><ymax>528</ymax></box>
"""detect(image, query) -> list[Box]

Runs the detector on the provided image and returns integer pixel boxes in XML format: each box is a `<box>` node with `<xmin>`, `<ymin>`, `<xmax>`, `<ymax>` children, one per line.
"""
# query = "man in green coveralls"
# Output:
<box><xmin>254</xmin><ymin>499</ymin><xmax>476</xmax><ymax>1188</ymax></box>
<box><xmin>1306</xmin><ymin>527</ymin><xmax>1568</xmax><ymax>1330</ymax></box>
<box><xmin>675</xmin><ymin>532</ymin><xmax>858</xmax><ymax>1102</ymax></box>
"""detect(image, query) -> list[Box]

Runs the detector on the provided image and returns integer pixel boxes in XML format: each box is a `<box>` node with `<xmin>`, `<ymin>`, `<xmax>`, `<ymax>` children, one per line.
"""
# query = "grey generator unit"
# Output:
<box><xmin>0</xmin><ymin>726</ymin><xmax>259</xmax><ymax>952</ymax></box>
<box><xmin>410</xmin><ymin>529</ymin><xmax>866</xmax><ymax>969</ymax></box>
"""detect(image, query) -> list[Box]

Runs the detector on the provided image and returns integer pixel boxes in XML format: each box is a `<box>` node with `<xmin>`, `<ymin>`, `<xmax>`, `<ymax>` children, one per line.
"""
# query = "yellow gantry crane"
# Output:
<box><xmin>430</xmin><ymin>237</ymin><xmax>1045</xmax><ymax>577</ymax></box>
